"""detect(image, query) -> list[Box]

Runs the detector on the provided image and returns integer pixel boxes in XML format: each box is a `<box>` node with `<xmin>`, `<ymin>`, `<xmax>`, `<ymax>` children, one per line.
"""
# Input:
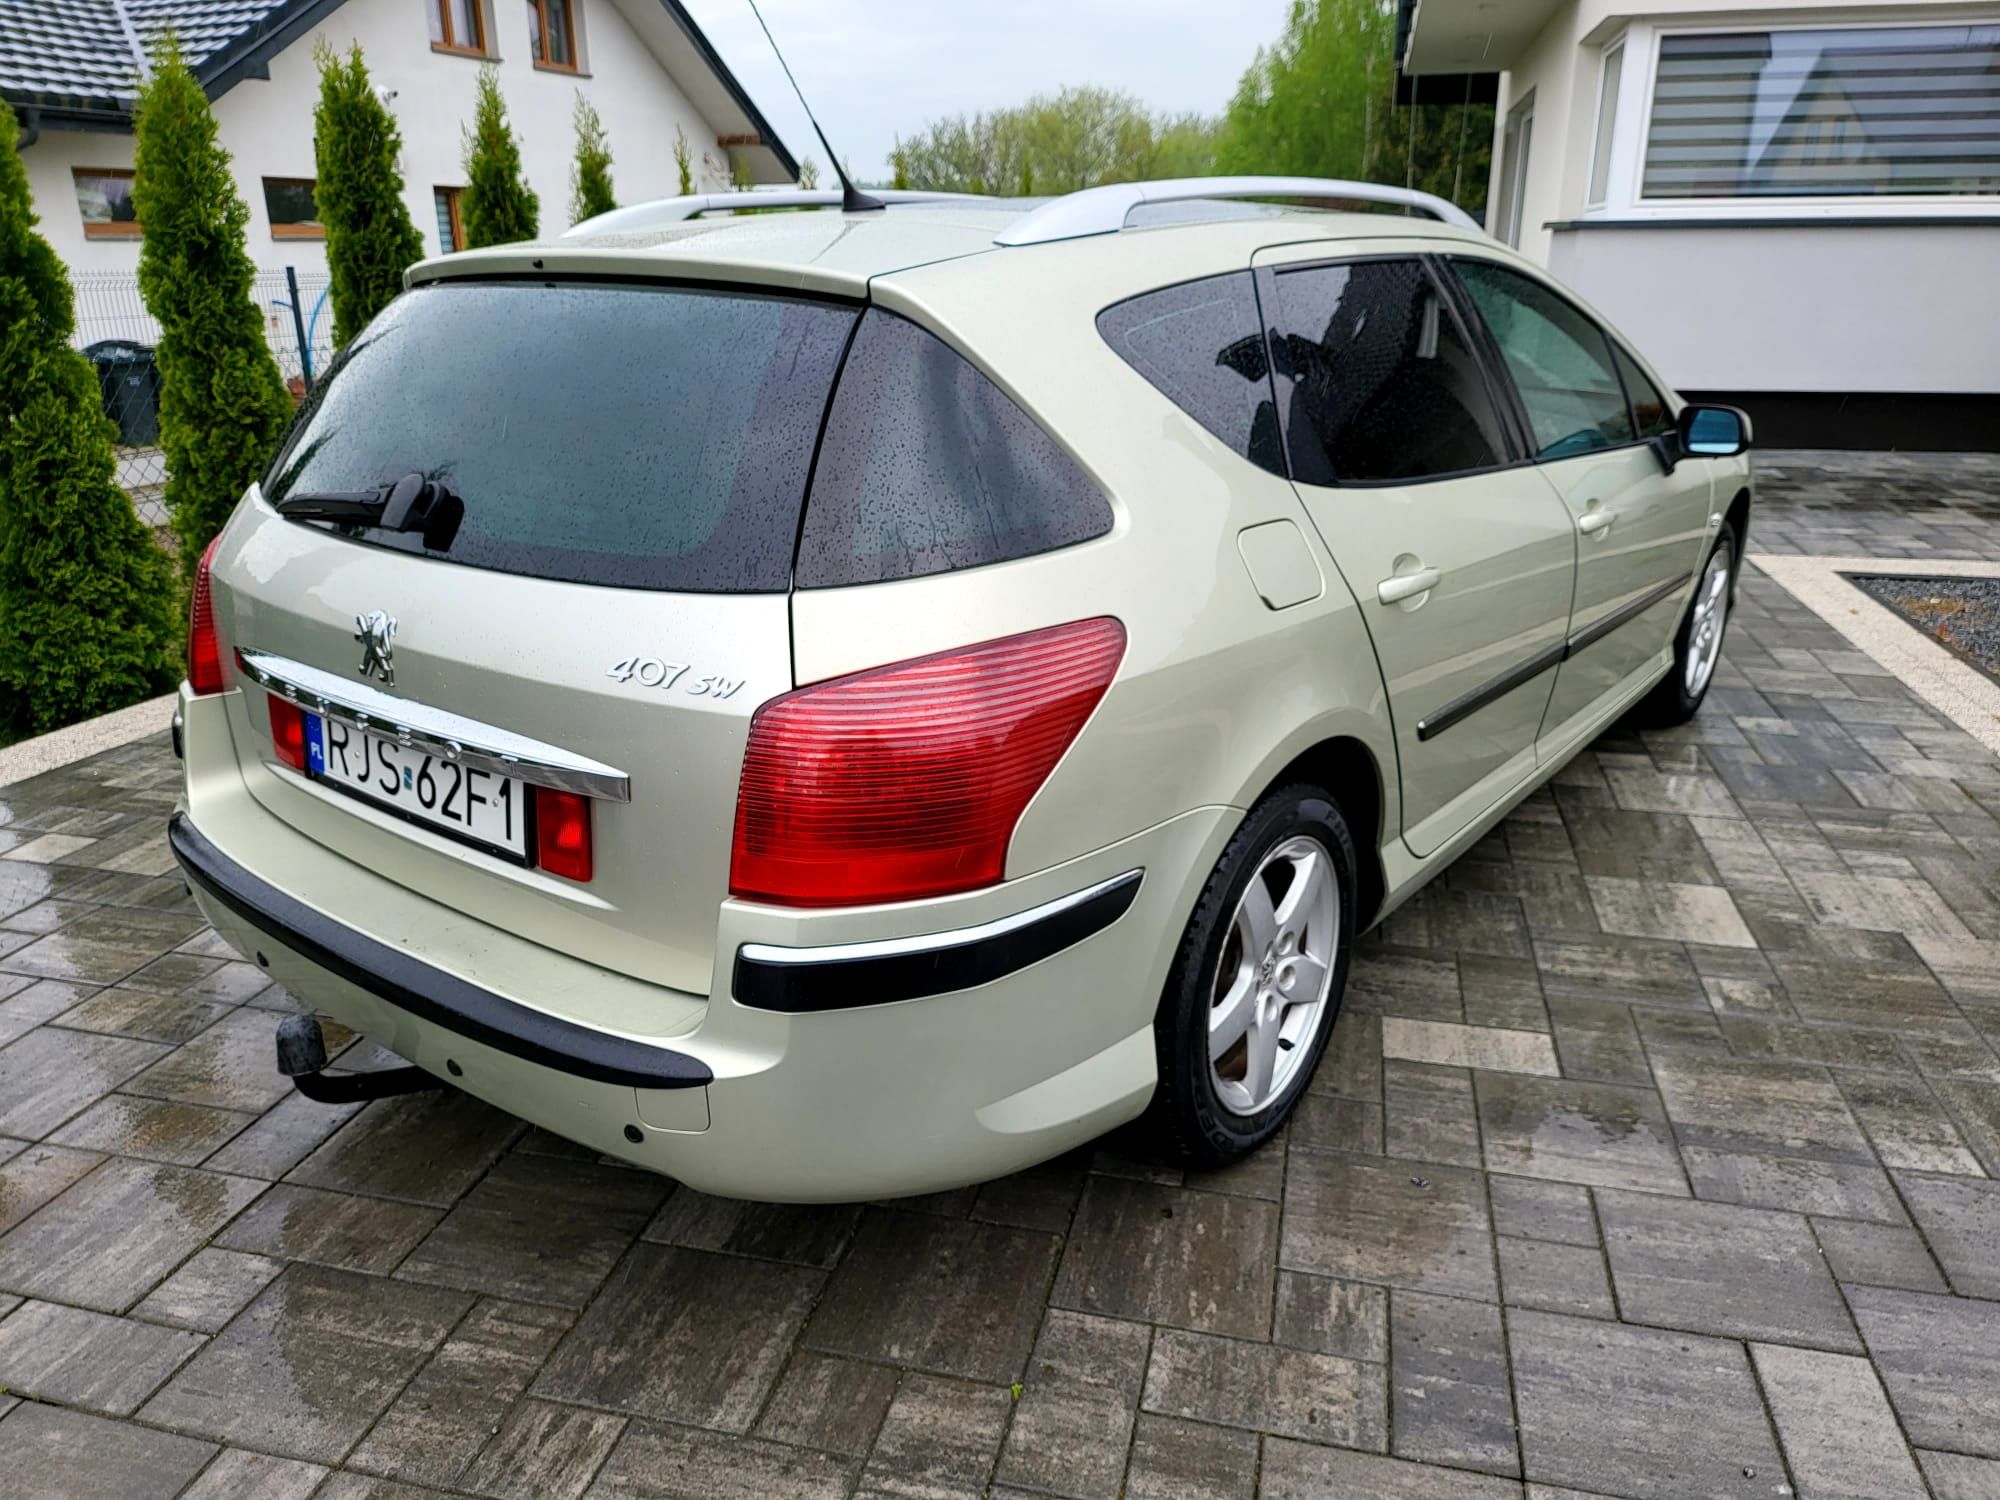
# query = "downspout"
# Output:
<box><xmin>15</xmin><ymin>106</ymin><xmax>38</xmax><ymax>150</ymax></box>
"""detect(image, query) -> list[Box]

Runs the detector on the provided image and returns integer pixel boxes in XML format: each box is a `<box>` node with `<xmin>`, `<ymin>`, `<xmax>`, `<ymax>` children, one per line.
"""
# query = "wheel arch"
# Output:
<box><xmin>1248</xmin><ymin>733</ymin><xmax>1390</xmax><ymax>932</ymax></box>
<box><xmin>1723</xmin><ymin>484</ymin><xmax>1752</xmax><ymax>600</ymax></box>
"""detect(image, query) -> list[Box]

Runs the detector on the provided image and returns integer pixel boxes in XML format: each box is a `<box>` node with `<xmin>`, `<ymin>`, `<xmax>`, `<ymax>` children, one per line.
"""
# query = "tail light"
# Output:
<box><xmin>187</xmin><ymin>535</ymin><xmax>225</xmax><ymax>695</ymax></box>
<box><xmin>730</xmin><ymin>617</ymin><xmax>1126</xmax><ymax>907</ymax></box>
<box><xmin>535</xmin><ymin>787</ymin><xmax>593</xmax><ymax>883</ymax></box>
<box><xmin>267</xmin><ymin>694</ymin><xmax>307</xmax><ymax>771</ymax></box>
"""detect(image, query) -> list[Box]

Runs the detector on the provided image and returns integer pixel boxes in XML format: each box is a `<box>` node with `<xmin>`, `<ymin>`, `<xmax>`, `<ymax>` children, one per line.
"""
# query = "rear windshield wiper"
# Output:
<box><xmin>274</xmin><ymin>472</ymin><xmax>464</xmax><ymax>552</ymax></box>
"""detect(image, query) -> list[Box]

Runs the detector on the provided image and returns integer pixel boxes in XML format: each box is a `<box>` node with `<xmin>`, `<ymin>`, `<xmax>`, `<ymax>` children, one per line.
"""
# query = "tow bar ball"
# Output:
<box><xmin>273</xmin><ymin>1014</ymin><xmax>443</xmax><ymax>1105</ymax></box>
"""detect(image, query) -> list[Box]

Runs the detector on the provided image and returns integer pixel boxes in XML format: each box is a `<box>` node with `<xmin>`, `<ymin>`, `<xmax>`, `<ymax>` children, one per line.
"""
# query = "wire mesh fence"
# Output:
<box><xmin>70</xmin><ymin>268</ymin><xmax>336</xmax><ymax>526</ymax></box>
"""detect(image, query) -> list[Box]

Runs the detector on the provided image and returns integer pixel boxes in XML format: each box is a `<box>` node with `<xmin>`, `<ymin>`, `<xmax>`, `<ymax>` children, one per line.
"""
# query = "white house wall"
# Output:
<box><xmin>1548</xmin><ymin>223</ymin><xmax>2000</xmax><ymax>393</ymax></box>
<box><xmin>22</xmin><ymin>0</ymin><xmax>746</xmax><ymax>285</ymax></box>
<box><xmin>1475</xmin><ymin>1</ymin><xmax>2000</xmax><ymax>397</ymax></box>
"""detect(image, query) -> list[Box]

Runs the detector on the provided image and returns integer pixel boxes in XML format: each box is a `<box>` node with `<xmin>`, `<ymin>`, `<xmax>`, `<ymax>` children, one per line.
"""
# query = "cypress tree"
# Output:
<box><xmin>132</xmin><ymin>40</ymin><xmax>293</xmax><ymax>583</ymax></box>
<box><xmin>314</xmin><ymin>41</ymin><xmax>423</xmax><ymax>348</ymax></box>
<box><xmin>568</xmin><ymin>92</ymin><xmax>615</xmax><ymax>225</ymax></box>
<box><xmin>462</xmin><ymin>66</ymin><xmax>539</xmax><ymax>246</ymax></box>
<box><xmin>0</xmin><ymin>99</ymin><xmax>177</xmax><ymax>734</ymax></box>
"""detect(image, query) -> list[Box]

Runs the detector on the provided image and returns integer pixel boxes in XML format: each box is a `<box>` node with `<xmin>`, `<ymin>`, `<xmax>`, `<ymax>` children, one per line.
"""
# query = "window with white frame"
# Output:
<box><xmin>1589</xmin><ymin>43</ymin><xmax>1624</xmax><ymax>205</ymax></box>
<box><xmin>1641</xmin><ymin>24</ymin><xmax>2000</xmax><ymax>199</ymax></box>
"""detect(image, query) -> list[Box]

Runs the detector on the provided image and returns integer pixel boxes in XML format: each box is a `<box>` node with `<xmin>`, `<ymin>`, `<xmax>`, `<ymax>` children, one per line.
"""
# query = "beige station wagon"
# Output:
<box><xmin>170</xmin><ymin>178</ymin><xmax>1752</xmax><ymax>1201</ymax></box>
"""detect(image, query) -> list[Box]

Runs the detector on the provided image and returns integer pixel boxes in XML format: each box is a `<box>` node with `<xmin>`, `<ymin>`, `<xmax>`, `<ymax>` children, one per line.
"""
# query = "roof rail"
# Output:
<box><xmin>564</xmin><ymin>188</ymin><xmax>992</xmax><ymax>238</ymax></box>
<box><xmin>993</xmin><ymin>177</ymin><xmax>1482</xmax><ymax>247</ymax></box>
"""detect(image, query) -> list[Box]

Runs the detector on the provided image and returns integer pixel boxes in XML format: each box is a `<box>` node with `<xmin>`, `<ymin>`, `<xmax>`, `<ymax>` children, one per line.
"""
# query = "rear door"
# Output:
<box><xmin>213</xmin><ymin>278</ymin><xmax>858</xmax><ymax>994</ymax></box>
<box><xmin>1444</xmin><ymin>257</ymin><xmax>1712</xmax><ymax>746</ymax></box>
<box><xmin>1253</xmin><ymin>246</ymin><xmax>1579</xmax><ymax>859</ymax></box>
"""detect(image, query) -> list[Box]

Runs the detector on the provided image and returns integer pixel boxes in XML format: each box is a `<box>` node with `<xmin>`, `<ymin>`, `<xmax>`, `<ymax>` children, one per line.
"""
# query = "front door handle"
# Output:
<box><xmin>1377</xmin><ymin>566</ymin><xmax>1442</xmax><ymax>605</ymax></box>
<box><xmin>1578</xmin><ymin>507</ymin><xmax>1616</xmax><ymax>536</ymax></box>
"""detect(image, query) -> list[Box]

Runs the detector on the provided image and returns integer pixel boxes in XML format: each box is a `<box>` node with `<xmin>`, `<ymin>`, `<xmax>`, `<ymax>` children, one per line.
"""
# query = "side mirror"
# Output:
<box><xmin>1678</xmin><ymin>403</ymin><xmax>1752</xmax><ymax>458</ymax></box>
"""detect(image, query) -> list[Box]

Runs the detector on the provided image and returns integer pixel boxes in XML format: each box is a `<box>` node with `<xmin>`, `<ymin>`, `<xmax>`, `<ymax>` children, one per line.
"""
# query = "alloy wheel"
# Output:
<box><xmin>1207</xmin><ymin>834</ymin><xmax>1339</xmax><ymax>1116</ymax></box>
<box><xmin>1684</xmin><ymin>543</ymin><xmax>1732</xmax><ymax>697</ymax></box>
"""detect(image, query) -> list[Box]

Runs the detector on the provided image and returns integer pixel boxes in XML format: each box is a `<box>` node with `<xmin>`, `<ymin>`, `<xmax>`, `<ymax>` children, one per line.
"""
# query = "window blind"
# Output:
<box><xmin>1643</xmin><ymin>26</ymin><xmax>2000</xmax><ymax>198</ymax></box>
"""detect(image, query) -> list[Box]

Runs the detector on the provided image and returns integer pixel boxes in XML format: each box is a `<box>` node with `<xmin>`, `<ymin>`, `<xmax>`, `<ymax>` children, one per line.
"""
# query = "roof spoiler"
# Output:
<box><xmin>993</xmin><ymin>177</ymin><xmax>1483</xmax><ymax>246</ymax></box>
<box><xmin>564</xmin><ymin>189</ymin><xmax>992</xmax><ymax>238</ymax></box>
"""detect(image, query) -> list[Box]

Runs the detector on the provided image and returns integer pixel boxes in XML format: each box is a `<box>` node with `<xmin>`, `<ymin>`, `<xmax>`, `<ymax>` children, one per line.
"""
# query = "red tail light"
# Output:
<box><xmin>730</xmin><ymin>617</ymin><xmax>1126</xmax><ymax>907</ymax></box>
<box><xmin>535</xmin><ymin>787</ymin><xmax>593</xmax><ymax>883</ymax></box>
<box><xmin>187</xmin><ymin>535</ymin><xmax>225</xmax><ymax>695</ymax></box>
<box><xmin>268</xmin><ymin>694</ymin><xmax>307</xmax><ymax>771</ymax></box>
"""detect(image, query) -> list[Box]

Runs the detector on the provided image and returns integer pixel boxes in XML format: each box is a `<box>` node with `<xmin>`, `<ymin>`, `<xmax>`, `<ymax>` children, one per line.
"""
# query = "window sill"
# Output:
<box><xmin>532</xmin><ymin>60</ymin><xmax>585</xmax><ymax>76</ymax></box>
<box><xmin>81</xmin><ymin>223</ymin><xmax>143</xmax><ymax>240</ymax></box>
<box><xmin>271</xmin><ymin>227</ymin><xmax>326</xmax><ymax>241</ymax></box>
<box><xmin>1549</xmin><ymin>214</ymin><xmax>2000</xmax><ymax>232</ymax></box>
<box><xmin>430</xmin><ymin>42</ymin><xmax>492</xmax><ymax>60</ymax></box>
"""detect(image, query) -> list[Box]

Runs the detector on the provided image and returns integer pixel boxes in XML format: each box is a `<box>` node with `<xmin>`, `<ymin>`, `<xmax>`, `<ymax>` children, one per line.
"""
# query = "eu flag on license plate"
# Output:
<box><xmin>304</xmin><ymin>712</ymin><xmax>325</xmax><ymax>775</ymax></box>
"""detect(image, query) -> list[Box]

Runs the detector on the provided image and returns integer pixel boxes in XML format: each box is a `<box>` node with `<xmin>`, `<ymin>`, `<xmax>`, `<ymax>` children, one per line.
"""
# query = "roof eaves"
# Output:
<box><xmin>655</xmin><ymin>0</ymin><xmax>799</xmax><ymax>181</ymax></box>
<box><xmin>195</xmin><ymin>0</ymin><xmax>348</xmax><ymax>100</ymax></box>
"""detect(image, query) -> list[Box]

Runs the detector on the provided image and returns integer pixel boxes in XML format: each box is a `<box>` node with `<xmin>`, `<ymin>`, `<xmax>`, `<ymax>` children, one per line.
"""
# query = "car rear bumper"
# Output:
<box><xmin>174</xmin><ymin>687</ymin><xmax>1230</xmax><ymax>1201</ymax></box>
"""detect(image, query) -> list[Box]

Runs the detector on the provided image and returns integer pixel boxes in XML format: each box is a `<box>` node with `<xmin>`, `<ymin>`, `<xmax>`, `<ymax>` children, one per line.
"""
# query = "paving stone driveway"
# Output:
<box><xmin>4</xmin><ymin>452</ymin><xmax>2000</xmax><ymax>1499</ymax></box>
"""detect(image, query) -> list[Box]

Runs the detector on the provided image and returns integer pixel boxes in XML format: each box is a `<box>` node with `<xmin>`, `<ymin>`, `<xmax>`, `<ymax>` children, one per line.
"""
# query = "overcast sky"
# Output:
<box><xmin>676</xmin><ymin>0</ymin><xmax>1295</xmax><ymax>183</ymax></box>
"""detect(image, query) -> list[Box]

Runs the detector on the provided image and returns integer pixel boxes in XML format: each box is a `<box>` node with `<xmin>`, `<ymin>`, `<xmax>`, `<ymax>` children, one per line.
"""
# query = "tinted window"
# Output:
<box><xmin>1097</xmin><ymin>273</ymin><xmax>1283</xmax><ymax>474</ymax></box>
<box><xmin>1612</xmin><ymin>342</ymin><xmax>1674</xmax><ymax>440</ymax></box>
<box><xmin>1267</xmin><ymin>258</ymin><xmax>1510</xmax><ymax>485</ymax></box>
<box><xmin>1452</xmin><ymin>260</ymin><xmax>1636</xmax><ymax>460</ymax></box>
<box><xmin>265</xmin><ymin>281</ymin><xmax>856</xmax><ymax>591</ymax></box>
<box><xmin>798</xmin><ymin>309</ymin><xmax>1112</xmax><ymax>588</ymax></box>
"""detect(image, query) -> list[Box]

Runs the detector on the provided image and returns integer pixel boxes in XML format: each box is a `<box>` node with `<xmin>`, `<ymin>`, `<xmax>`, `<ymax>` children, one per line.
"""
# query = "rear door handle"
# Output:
<box><xmin>1377</xmin><ymin>566</ymin><xmax>1442</xmax><ymax>605</ymax></box>
<box><xmin>1578</xmin><ymin>508</ymin><xmax>1616</xmax><ymax>536</ymax></box>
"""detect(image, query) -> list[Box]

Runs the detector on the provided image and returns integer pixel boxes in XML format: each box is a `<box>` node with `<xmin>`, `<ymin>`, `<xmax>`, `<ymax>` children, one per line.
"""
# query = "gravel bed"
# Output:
<box><xmin>1854</xmin><ymin>573</ymin><xmax>2000</xmax><ymax>682</ymax></box>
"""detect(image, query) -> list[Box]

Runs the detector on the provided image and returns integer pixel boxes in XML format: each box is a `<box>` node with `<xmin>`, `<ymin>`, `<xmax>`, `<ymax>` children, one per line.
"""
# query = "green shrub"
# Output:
<box><xmin>132</xmin><ymin>40</ymin><xmax>294</xmax><ymax>584</ymax></box>
<box><xmin>314</xmin><ymin>41</ymin><xmax>424</xmax><ymax>348</ymax></box>
<box><xmin>0</xmin><ymin>99</ymin><xmax>177</xmax><ymax>734</ymax></box>
<box><xmin>462</xmin><ymin>66</ymin><xmax>539</xmax><ymax>246</ymax></box>
<box><xmin>569</xmin><ymin>92</ymin><xmax>615</xmax><ymax>225</ymax></box>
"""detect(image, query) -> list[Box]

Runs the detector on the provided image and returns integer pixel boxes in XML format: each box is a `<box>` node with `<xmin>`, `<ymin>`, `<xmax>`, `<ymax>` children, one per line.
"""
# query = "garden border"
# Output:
<box><xmin>0</xmin><ymin>692</ymin><xmax>177</xmax><ymax>788</ymax></box>
<box><xmin>1748</xmin><ymin>554</ymin><xmax>2000</xmax><ymax>757</ymax></box>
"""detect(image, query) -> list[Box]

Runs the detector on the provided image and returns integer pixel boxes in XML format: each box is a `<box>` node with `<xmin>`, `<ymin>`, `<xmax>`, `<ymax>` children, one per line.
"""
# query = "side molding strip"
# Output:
<box><xmin>1415</xmin><ymin>573</ymin><xmax>1690</xmax><ymax>743</ymax></box>
<box><xmin>734</xmin><ymin>870</ymin><xmax>1143</xmax><ymax>1013</ymax></box>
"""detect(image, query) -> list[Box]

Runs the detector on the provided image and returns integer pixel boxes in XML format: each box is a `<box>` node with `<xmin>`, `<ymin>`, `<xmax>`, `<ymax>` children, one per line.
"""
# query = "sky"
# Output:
<box><xmin>676</xmin><ymin>0</ymin><xmax>1296</xmax><ymax>183</ymax></box>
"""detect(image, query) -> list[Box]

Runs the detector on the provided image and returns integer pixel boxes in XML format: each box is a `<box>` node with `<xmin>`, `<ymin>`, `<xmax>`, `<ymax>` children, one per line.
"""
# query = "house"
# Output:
<box><xmin>1396</xmin><ymin>0</ymin><xmax>2000</xmax><ymax>449</ymax></box>
<box><xmin>2</xmin><ymin>0</ymin><xmax>798</xmax><ymax>277</ymax></box>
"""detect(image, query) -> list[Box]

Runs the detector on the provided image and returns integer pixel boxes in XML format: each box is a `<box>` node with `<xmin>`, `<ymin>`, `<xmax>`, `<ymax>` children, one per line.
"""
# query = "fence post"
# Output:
<box><xmin>284</xmin><ymin>265</ymin><xmax>314</xmax><ymax>389</ymax></box>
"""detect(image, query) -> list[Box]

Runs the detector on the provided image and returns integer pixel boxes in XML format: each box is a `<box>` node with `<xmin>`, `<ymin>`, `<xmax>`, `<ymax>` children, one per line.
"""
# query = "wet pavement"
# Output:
<box><xmin>3</xmin><ymin>452</ymin><xmax>2000</xmax><ymax>1497</ymax></box>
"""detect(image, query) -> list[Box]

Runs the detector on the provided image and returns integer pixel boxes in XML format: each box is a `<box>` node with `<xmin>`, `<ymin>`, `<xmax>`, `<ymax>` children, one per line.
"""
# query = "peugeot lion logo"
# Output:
<box><xmin>354</xmin><ymin>610</ymin><xmax>397</xmax><ymax>687</ymax></box>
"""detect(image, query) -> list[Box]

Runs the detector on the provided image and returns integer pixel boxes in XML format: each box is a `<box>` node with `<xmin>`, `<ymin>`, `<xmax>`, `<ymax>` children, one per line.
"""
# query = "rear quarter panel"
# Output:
<box><xmin>790</xmin><ymin>233</ymin><xmax>1399</xmax><ymax>887</ymax></box>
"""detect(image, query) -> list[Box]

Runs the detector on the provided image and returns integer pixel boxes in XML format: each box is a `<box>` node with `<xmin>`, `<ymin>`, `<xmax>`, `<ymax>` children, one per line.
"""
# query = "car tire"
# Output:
<box><xmin>1152</xmin><ymin>782</ymin><xmax>1357</xmax><ymax>1165</ymax></box>
<box><xmin>1632</xmin><ymin>523</ymin><xmax>1737</xmax><ymax>728</ymax></box>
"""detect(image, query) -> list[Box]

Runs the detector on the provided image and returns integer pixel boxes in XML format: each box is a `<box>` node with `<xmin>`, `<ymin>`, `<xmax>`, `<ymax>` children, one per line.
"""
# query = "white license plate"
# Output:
<box><xmin>305</xmin><ymin>713</ymin><xmax>528</xmax><ymax>860</ymax></box>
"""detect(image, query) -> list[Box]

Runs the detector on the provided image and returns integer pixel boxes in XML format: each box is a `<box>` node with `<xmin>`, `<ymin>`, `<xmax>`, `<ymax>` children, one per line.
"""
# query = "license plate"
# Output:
<box><xmin>305</xmin><ymin>713</ymin><xmax>528</xmax><ymax>860</ymax></box>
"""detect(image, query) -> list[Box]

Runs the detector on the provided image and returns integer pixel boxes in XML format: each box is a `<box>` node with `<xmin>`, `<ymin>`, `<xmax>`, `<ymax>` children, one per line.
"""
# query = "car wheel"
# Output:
<box><xmin>1153</xmin><ymin>782</ymin><xmax>1356</xmax><ymax>1165</ymax></box>
<box><xmin>1633</xmin><ymin>523</ymin><xmax>1736</xmax><ymax>728</ymax></box>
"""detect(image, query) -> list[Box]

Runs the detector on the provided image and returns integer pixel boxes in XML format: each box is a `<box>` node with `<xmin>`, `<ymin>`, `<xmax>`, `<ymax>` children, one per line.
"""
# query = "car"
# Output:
<box><xmin>169</xmin><ymin>176</ymin><xmax>1751</xmax><ymax>1202</ymax></box>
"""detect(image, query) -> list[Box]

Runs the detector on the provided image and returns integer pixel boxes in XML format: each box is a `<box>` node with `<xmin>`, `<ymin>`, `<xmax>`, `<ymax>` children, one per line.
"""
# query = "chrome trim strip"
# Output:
<box><xmin>739</xmin><ymin>870</ymin><xmax>1144</xmax><ymax>967</ymax></box>
<box><xmin>236</xmin><ymin>649</ymin><xmax>631</xmax><ymax>802</ymax></box>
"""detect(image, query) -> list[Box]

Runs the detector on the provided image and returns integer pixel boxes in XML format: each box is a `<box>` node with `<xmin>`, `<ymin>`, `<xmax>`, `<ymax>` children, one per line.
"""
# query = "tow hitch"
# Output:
<box><xmin>275</xmin><ymin>1014</ymin><xmax>444</xmax><ymax>1105</ymax></box>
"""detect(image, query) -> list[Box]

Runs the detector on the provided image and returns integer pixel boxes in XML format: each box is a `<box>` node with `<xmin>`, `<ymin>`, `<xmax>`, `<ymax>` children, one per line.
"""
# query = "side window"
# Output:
<box><xmin>1097</xmin><ymin>273</ymin><xmax>1284</xmax><ymax>475</ymax></box>
<box><xmin>798</xmin><ymin>309</ymin><xmax>1113</xmax><ymax>588</ymax></box>
<box><xmin>1611</xmin><ymin>341</ymin><xmax>1674</xmax><ymax>441</ymax></box>
<box><xmin>1266</xmin><ymin>258</ymin><xmax>1511</xmax><ymax>485</ymax></box>
<box><xmin>1451</xmin><ymin>259</ymin><xmax>1637</xmax><ymax>460</ymax></box>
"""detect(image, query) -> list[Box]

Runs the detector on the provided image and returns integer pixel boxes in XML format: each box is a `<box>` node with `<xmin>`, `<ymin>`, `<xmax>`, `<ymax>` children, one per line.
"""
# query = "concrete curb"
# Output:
<box><xmin>0</xmin><ymin>692</ymin><xmax>178</xmax><ymax>789</ymax></box>
<box><xmin>1748</xmin><ymin>554</ymin><xmax>2000</xmax><ymax>757</ymax></box>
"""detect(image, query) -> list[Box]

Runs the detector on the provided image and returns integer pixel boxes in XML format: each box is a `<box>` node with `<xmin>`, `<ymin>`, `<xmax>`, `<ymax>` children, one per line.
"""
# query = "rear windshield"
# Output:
<box><xmin>264</xmin><ymin>280</ymin><xmax>857</xmax><ymax>591</ymax></box>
